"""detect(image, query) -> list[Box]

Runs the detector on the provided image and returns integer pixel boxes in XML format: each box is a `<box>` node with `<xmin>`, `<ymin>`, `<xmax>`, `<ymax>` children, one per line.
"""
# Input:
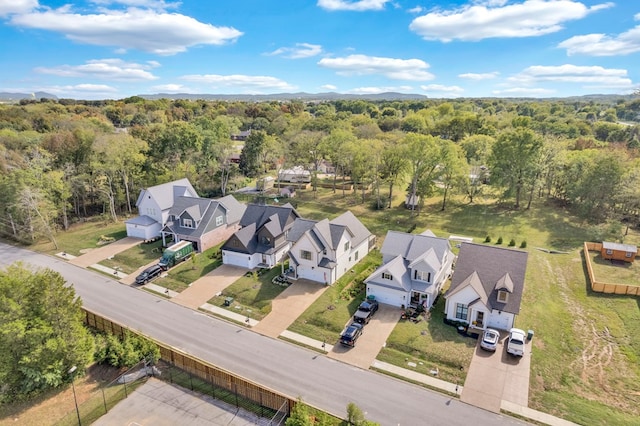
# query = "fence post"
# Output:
<box><xmin>101</xmin><ymin>388</ymin><xmax>107</xmax><ymax>414</ymax></box>
<box><xmin>235</xmin><ymin>383</ymin><xmax>239</xmax><ymax>408</ymax></box>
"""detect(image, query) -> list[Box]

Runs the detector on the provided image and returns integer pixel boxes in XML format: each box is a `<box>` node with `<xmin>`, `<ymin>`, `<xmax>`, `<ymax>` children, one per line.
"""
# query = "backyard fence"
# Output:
<box><xmin>82</xmin><ymin>308</ymin><xmax>293</xmax><ymax>422</ymax></box>
<box><xmin>583</xmin><ymin>242</ymin><xmax>640</xmax><ymax>296</ymax></box>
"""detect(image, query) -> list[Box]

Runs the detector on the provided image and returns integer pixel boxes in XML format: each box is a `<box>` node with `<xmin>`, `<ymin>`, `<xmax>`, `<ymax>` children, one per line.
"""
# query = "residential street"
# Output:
<box><xmin>0</xmin><ymin>243</ymin><xmax>528</xmax><ymax>426</ymax></box>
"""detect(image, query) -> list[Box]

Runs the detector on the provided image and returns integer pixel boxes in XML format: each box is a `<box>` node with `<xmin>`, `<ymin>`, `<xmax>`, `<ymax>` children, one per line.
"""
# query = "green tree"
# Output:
<box><xmin>438</xmin><ymin>140</ymin><xmax>468</xmax><ymax>210</ymax></box>
<box><xmin>285</xmin><ymin>398</ymin><xmax>313</xmax><ymax>426</ymax></box>
<box><xmin>404</xmin><ymin>133</ymin><xmax>441</xmax><ymax>214</ymax></box>
<box><xmin>488</xmin><ymin>128</ymin><xmax>543</xmax><ymax>209</ymax></box>
<box><xmin>0</xmin><ymin>263</ymin><xmax>93</xmax><ymax>401</ymax></box>
<box><xmin>379</xmin><ymin>133</ymin><xmax>408</xmax><ymax>208</ymax></box>
<box><xmin>239</xmin><ymin>130</ymin><xmax>267</xmax><ymax>178</ymax></box>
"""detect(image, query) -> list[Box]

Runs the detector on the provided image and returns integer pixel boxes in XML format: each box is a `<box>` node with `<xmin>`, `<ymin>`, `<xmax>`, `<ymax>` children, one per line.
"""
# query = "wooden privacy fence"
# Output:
<box><xmin>83</xmin><ymin>308</ymin><xmax>294</xmax><ymax>414</ymax></box>
<box><xmin>583</xmin><ymin>242</ymin><xmax>640</xmax><ymax>296</ymax></box>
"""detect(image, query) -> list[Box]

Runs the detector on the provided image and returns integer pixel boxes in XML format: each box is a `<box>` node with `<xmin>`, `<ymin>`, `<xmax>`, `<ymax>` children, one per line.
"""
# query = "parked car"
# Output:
<box><xmin>339</xmin><ymin>322</ymin><xmax>364</xmax><ymax>347</ymax></box>
<box><xmin>134</xmin><ymin>264</ymin><xmax>163</xmax><ymax>285</ymax></box>
<box><xmin>353</xmin><ymin>300</ymin><xmax>379</xmax><ymax>325</ymax></box>
<box><xmin>480</xmin><ymin>328</ymin><xmax>500</xmax><ymax>352</ymax></box>
<box><xmin>506</xmin><ymin>328</ymin><xmax>526</xmax><ymax>357</ymax></box>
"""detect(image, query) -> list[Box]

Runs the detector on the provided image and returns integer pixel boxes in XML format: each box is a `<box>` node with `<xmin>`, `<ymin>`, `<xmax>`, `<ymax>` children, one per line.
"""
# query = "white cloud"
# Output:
<box><xmin>10</xmin><ymin>7</ymin><xmax>243</xmax><ymax>55</ymax></box>
<box><xmin>407</xmin><ymin>6</ymin><xmax>423</xmax><ymax>14</ymax></box>
<box><xmin>492</xmin><ymin>87</ymin><xmax>556</xmax><ymax>96</ymax></box>
<box><xmin>181</xmin><ymin>74</ymin><xmax>296</xmax><ymax>92</ymax></box>
<box><xmin>318</xmin><ymin>54</ymin><xmax>434</xmax><ymax>81</ymax></box>
<box><xmin>419</xmin><ymin>84</ymin><xmax>464</xmax><ymax>95</ymax></box>
<box><xmin>458</xmin><ymin>71</ymin><xmax>499</xmax><ymax>80</ymax></box>
<box><xmin>267</xmin><ymin>43</ymin><xmax>322</xmax><ymax>59</ymax></box>
<box><xmin>317</xmin><ymin>0</ymin><xmax>391</xmax><ymax>11</ymax></box>
<box><xmin>558</xmin><ymin>25</ymin><xmax>640</xmax><ymax>56</ymax></box>
<box><xmin>347</xmin><ymin>85</ymin><xmax>413</xmax><ymax>94</ymax></box>
<box><xmin>509</xmin><ymin>64</ymin><xmax>632</xmax><ymax>88</ymax></box>
<box><xmin>409</xmin><ymin>0</ymin><xmax>613</xmax><ymax>42</ymax></box>
<box><xmin>0</xmin><ymin>0</ymin><xmax>37</xmax><ymax>16</ymax></box>
<box><xmin>35</xmin><ymin>59</ymin><xmax>159</xmax><ymax>81</ymax></box>
<box><xmin>89</xmin><ymin>0</ymin><xmax>180</xmax><ymax>11</ymax></box>
<box><xmin>321</xmin><ymin>84</ymin><xmax>337</xmax><ymax>90</ymax></box>
<box><xmin>151</xmin><ymin>83</ymin><xmax>190</xmax><ymax>92</ymax></box>
<box><xmin>30</xmin><ymin>83</ymin><xmax>120</xmax><ymax>99</ymax></box>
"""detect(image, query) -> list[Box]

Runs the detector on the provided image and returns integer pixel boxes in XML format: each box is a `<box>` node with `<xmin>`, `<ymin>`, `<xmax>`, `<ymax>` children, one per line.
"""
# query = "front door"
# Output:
<box><xmin>262</xmin><ymin>254</ymin><xmax>268</xmax><ymax>266</ymax></box>
<box><xmin>475</xmin><ymin>311</ymin><xmax>484</xmax><ymax>328</ymax></box>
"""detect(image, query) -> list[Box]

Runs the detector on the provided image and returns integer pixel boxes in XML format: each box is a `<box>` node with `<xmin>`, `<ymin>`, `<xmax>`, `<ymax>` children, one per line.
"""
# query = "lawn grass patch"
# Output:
<box><xmin>287</xmin><ymin>251</ymin><xmax>381</xmax><ymax>344</ymax></box>
<box><xmin>207</xmin><ymin>267</ymin><xmax>287</xmax><ymax>320</ymax></box>
<box><xmin>30</xmin><ymin>219</ymin><xmax>126</xmax><ymax>256</ymax></box>
<box><xmin>378</xmin><ymin>295</ymin><xmax>476</xmax><ymax>384</ymax></box>
<box><xmin>588</xmin><ymin>250</ymin><xmax>639</xmax><ymax>286</ymax></box>
<box><xmin>99</xmin><ymin>239</ymin><xmax>164</xmax><ymax>274</ymax></box>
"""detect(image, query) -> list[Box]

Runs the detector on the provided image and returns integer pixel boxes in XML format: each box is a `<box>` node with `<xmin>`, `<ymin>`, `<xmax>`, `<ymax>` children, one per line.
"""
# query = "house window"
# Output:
<box><xmin>300</xmin><ymin>250</ymin><xmax>312</xmax><ymax>260</ymax></box>
<box><xmin>414</xmin><ymin>271</ymin><xmax>431</xmax><ymax>282</ymax></box>
<box><xmin>455</xmin><ymin>303</ymin><xmax>468</xmax><ymax>321</ymax></box>
<box><xmin>354</xmin><ymin>251</ymin><xmax>359</xmax><ymax>261</ymax></box>
<box><xmin>497</xmin><ymin>290</ymin><xmax>509</xmax><ymax>303</ymax></box>
<box><xmin>182</xmin><ymin>218</ymin><xmax>193</xmax><ymax>228</ymax></box>
<box><xmin>625</xmin><ymin>252</ymin><xmax>633</xmax><ymax>258</ymax></box>
<box><xmin>606</xmin><ymin>249</ymin><xmax>613</xmax><ymax>255</ymax></box>
<box><xmin>261</xmin><ymin>236</ymin><xmax>271</xmax><ymax>245</ymax></box>
<box><xmin>344</xmin><ymin>241</ymin><xmax>350</xmax><ymax>252</ymax></box>
<box><xmin>382</xmin><ymin>272</ymin><xmax>393</xmax><ymax>280</ymax></box>
<box><xmin>216</xmin><ymin>215</ymin><xmax>223</xmax><ymax>226</ymax></box>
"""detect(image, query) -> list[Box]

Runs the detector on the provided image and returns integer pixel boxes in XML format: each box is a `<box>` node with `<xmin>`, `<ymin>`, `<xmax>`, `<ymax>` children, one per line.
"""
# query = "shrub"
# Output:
<box><xmin>520</xmin><ymin>240</ymin><xmax>527</xmax><ymax>248</ymax></box>
<box><xmin>496</xmin><ymin>236</ymin><xmax>503</xmax><ymax>245</ymax></box>
<box><xmin>484</xmin><ymin>236</ymin><xmax>491</xmax><ymax>243</ymax></box>
<box><xmin>508</xmin><ymin>239</ymin><xmax>516</xmax><ymax>247</ymax></box>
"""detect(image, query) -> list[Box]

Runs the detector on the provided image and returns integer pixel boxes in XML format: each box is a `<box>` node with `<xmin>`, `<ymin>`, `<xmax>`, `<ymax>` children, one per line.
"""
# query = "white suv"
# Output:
<box><xmin>506</xmin><ymin>328</ymin><xmax>526</xmax><ymax>357</ymax></box>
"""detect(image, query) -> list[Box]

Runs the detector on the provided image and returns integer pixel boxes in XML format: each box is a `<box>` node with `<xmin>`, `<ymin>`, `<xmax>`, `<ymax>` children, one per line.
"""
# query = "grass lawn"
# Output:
<box><xmin>99</xmin><ymin>239</ymin><xmax>164</xmax><ymax>274</ymax></box>
<box><xmin>207</xmin><ymin>267</ymin><xmax>288</xmax><ymax>320</ymax></box>
<box><xmin>285</xmin><ymin>185</ymin><xmax>640</xmax><ymax>424</ymax></box>
<box><xmin>287</xmin><ymin>251</ymin><xmax>381</xmax><ymax>344</ymax></box>
<box><xmin>377</xmin><ymin>295</ymin><xmax>476</xmax><ymax>385</ymax></box>
<box><xmin>588</xmin><ymin>251</ymin><xmax>639</xmax><ymax>285</ymax></box>
<box><xmin>30</xmin><ymin>218</ymin><xmax>127</xmax><ymax>256</ymax></box>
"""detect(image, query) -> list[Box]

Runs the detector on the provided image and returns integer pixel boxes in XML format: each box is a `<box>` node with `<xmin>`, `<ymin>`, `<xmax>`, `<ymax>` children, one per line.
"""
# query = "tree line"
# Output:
<box><xmin>1</xmin><ymin>96</ymin><xmax>639</xmax><ymax>245</ymax></box>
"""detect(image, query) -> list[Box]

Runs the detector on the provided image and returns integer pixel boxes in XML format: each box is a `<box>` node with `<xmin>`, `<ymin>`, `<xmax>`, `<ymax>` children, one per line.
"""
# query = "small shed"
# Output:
<box><xmin>257</xmin><ymin>176</ymin><xmax>275</xmax><ymax>191</ymax></box>
<box><xmin>279</xmin><ymin>186</ymin><xmax>296</xmax><ymax>198</ymax></box>
<box><xmin>405</xmin><ymin>193</ymin><xmax>419</xmax><ymax>209</ymax></box>
<box><xmin>601</xmin><ymin>241</ymin><xmax>638</xmax><ymax>263</ymax></box>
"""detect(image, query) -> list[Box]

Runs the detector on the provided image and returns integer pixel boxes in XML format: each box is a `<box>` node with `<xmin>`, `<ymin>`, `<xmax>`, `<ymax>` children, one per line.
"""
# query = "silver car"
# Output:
<box><xmin>480</xmin><ymin>328</ymin><xmax>500</xmax><ymax>352</ymax></box>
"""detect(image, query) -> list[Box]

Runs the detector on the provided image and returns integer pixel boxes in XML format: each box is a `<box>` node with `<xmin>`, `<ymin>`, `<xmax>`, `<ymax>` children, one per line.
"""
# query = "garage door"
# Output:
<box><xmin>222</xmin><ymin>251</ymin><xmax>250</xmax><ymax>268</ymax></box>
<box><xmin>126</xmin><ymin>224</ymin><xmax>149</xmax><ymax>240</ymax></box>
<box><xmin>366</xmin><ymin>285</ymin><xmax>405</xmax><ymax>307</ymax></box>
<box><xmin>487</xmin><ymin>312</ymin><xmax>512</xmax><ymax>330</ymax></box>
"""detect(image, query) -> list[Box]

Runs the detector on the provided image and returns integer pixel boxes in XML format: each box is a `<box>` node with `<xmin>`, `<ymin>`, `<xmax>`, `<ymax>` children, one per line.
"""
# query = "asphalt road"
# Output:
<box><xmin>0</xmin><ymin>243</ymin><xmax>527</xmax><ymax>426</ymax></box>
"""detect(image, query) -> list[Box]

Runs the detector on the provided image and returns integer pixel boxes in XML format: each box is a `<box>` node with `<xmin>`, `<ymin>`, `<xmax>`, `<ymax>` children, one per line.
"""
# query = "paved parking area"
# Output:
<box><xmin>68</xmin><ymin>237</ymin><xmax>143</xmax><ymax>268</ymax></box>
<box><xmin>328</xmin><ymin>304</ymin><xmax>401</xmax><ymax>369</ymax></box>
<box><xmin>461</xmin><ymin>331</ymin><xmax>531</xmax><ymax>413</ymax></box>
<box><xmin>94</xmin><ymin>378</ymin><xmax>270</xmax><ymax>426</ymax></box>
<box><xmin>171</xmin><ymin>264</ymin><xmax>248</xmax><ymax>309</ymax></box>
<box><xmin>252</xmin><ymin>279</ymin><xmax>328</xmax><ymax>338</ymax></box>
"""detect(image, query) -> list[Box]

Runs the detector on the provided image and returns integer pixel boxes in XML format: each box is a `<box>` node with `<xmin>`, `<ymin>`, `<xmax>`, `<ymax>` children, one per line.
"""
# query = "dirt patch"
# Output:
<box><xmin>0</xmin><ymin>364</ymin><xmax>122</xmax><ymax>426</ymax></box>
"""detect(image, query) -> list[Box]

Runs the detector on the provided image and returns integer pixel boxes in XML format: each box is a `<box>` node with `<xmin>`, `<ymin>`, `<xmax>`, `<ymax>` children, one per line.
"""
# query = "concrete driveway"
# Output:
<box><xmin>328</xmin><ymin>303</ymin><xmax>401</xmax><ymax>369</ymax></box>
<box><xmin>171</xmin><ymin>264</ymin><xmax>248</xmax><ymax>309</ymax></box>
<box><xmin>252</xmin><ymin>279</ymin><xmax>328</xmax><ymax>338</ymax></box>
<box><xmin>461</xmin><ymin>330</ymin><xmax>531</xmax><ymax>413</ymax></box>
<box><xmin>68</xmin><ymin>237</ymin><xmax>143</xmax><ymax>268</ymax></box>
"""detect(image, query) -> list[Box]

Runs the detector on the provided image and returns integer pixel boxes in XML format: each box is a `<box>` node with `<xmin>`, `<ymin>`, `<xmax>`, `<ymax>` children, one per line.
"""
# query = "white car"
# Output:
<box><xmin>480</xmin><ymin>328</ymin><xmax>500</xmax><ymax>352</ymax></box>
<box><xmin>506</xmin><ymin>328</ymin><xmax>526</xmax><ymax>357</ymax></box>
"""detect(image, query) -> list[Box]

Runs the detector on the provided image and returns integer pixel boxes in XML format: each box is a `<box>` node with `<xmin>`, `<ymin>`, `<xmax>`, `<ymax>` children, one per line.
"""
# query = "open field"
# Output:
<box><xmin>31</xmin><ymin>219</ymin><xmax>127</xmax><ymax>257</ymax></box>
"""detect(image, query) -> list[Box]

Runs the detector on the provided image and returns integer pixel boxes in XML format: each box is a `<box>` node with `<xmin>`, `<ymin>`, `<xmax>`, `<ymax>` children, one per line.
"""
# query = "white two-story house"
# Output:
<box><xmin>285</xmin><ymin>211</ymin><xmax>375</xmax><ymax>285</ymax></box>
<box><xmin>364</xmin><ymin>230</ymin><xmax>455</xmax><ymax>309</ymax></box>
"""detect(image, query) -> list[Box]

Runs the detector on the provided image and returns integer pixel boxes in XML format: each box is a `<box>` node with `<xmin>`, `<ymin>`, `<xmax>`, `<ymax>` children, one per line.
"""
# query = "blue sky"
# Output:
<box><xmin>1</xmin><ymin>0</ymin><xmax>639</xmax><ymax>99</ymax></box>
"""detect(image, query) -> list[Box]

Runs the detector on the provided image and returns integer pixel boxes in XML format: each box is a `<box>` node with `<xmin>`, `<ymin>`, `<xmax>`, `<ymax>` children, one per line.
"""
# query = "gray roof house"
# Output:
<box><xmin>125</xmin><ymin>178</ymin><xmax>198</xmax><ymax>241</ymax></box>
<box><xmin>364</xmin><ymin>230</ymin><xmax>455</xmax><ymax>309</ymax></box>
<box><xmin>444</xmin><ymin>243</ymin><xmax>528</xmax><ymax>331</ymax></box>
<box><xmin>160</xmin><ymin>194</ymin><xmax>246</xmax><ymax>252</ymax></box>
<box><xmin>285</xmin><ymin>211</ymin><xmax>375</xmax><ymax>285</ymax></box>
<box><xmin>221</xmin><ymin>203</ymin><xmax>300</xmax><ymax>269</ymax></box>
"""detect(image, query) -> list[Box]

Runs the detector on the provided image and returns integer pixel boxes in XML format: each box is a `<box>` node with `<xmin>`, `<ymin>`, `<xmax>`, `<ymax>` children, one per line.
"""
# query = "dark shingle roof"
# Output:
<box><xmin>447</xmin><ymin>243</ymin><xmax>528</xmax><ymax>315</ymax></box>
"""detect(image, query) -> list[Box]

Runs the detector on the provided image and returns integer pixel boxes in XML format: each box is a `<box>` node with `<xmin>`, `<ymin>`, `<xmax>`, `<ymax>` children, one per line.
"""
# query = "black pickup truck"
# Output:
<box><xmin>353</xmin><ymin>300</ymin><xmax>379</xmax><ymax>325</ymax></box>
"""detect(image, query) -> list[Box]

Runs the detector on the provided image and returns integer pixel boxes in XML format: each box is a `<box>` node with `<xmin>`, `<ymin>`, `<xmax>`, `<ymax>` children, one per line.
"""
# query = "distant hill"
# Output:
<box><xmin>137</xmin><ymin>92</ymin><xmax>430</xmax><ymax>102</ymax></box>
<box><xmin>0</xmin><ymin>91</ymin><xmax>58</xmax><ymax>102</ymax></box>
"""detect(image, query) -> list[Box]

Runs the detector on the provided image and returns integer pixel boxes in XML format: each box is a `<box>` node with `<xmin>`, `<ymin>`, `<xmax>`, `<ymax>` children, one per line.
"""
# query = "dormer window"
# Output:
<box><xmin>382</xmin><ymin>272</ymin><xmax>393</xmax><ymax>280</ymax></box>
<box><xmin>182</xmin><ymin>218</ymin><xmax>194</xmax><ymax>228</ymax></box>
<box><xmin>414</xmin><ymin>270</ymin><xmax>431</xmax><ymax>282</ymax></box>
<box><xmin>216</xmin><ymin>216</ymin><xmax>223</xmax><ymax>226</ymax></box>
<box><xmin>497</xmin><ymin>290</ymin><xmax>509</xmax><ymax>303</ymax></box>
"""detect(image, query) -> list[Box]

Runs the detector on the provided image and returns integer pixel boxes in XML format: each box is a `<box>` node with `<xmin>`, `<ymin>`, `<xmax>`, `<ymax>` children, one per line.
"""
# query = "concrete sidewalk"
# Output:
<box><xmin>171</xmin><ymin>264</ymin><xmax>247</xmax><ymax>309</ymax></box>
<box><xmin>68</xmin><ymin>237</ymin><xmax>143</xmax><ymax>268</ymax></box>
